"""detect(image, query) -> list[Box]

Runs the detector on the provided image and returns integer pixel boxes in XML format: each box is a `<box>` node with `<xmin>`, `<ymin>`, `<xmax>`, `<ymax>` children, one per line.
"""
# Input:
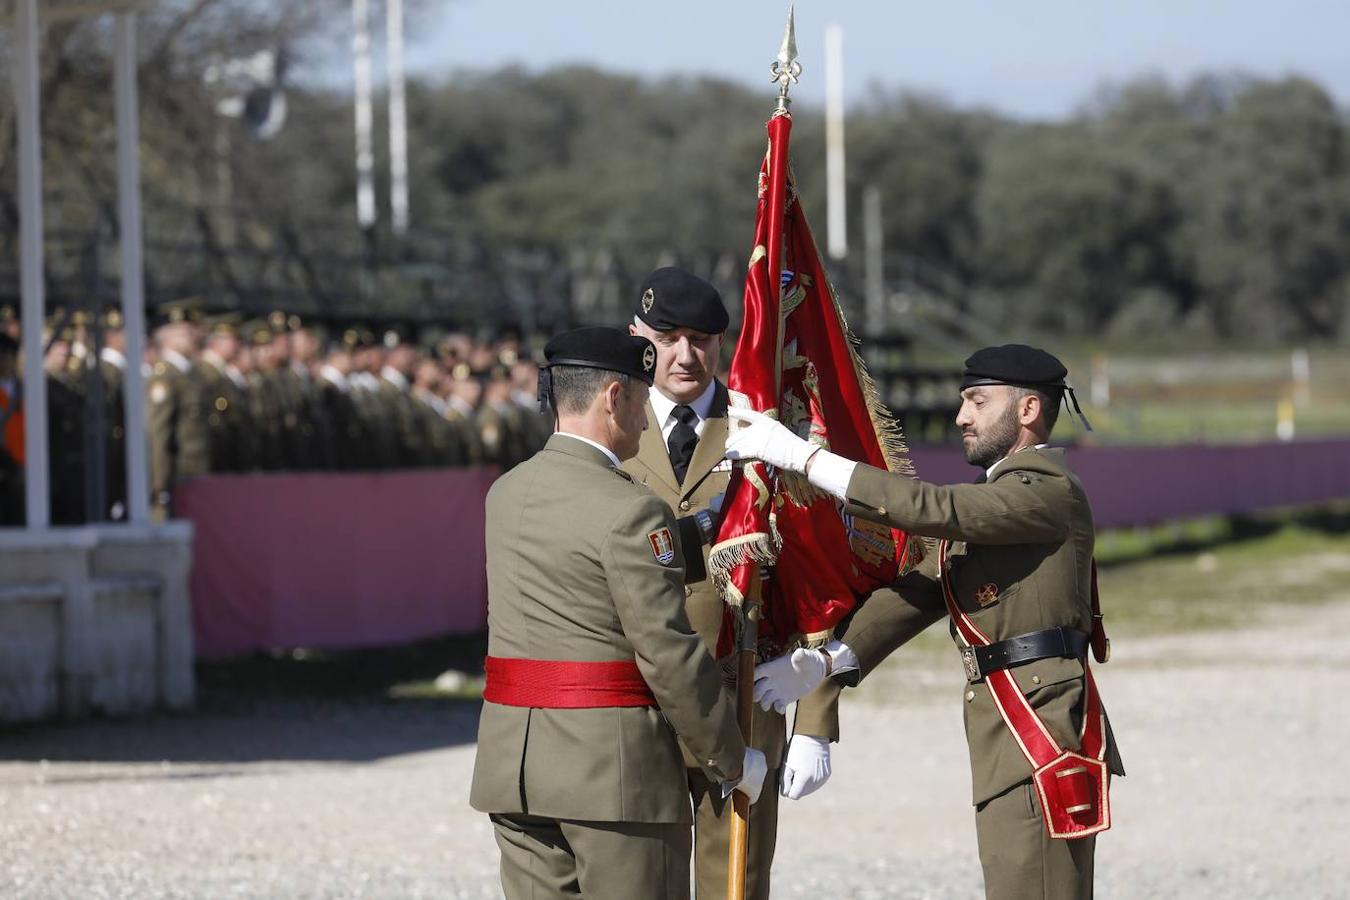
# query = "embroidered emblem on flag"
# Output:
<box><xmin>648</xmin><ymin>527</ymin><xmax>676</xmax><ymax>565</ymax></box>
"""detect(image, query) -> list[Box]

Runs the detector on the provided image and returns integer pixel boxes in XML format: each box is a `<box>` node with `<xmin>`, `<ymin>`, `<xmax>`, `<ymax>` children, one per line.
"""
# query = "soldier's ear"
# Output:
<box><xmin>1017</xmin><ymin>391</ymin><xmax>1041</xmax><ymax>427</ymax></box>
<box><xmin>602</xmin><ymin>378</ymin><xmax>624</xmax><ymax>414</ymax></box>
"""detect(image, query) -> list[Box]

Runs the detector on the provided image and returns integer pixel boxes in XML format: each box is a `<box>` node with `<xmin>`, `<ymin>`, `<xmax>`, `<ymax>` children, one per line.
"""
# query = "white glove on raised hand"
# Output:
<box><xmin>753</xmin><ymin>641</ymin><xmax>860</xmax><ymax>714</ymax></box>
<box><xmin>781</xmin><ymin>735</ymin><xmax>832</xmax><ymax>800</ymax></box>
<box><xmin>752</xmin><ymin>647</ymin><xmax>828</xmax><ymax>714</ymax></box>
<box><xmin>725</xmin><ymin>407</ymin><xmax>815</xmax><ymax>473</ymax></box>
<box><xmin>733</xmin><ymin>747</ymin><xmax>769</xmax><ymax>805</ymax></box>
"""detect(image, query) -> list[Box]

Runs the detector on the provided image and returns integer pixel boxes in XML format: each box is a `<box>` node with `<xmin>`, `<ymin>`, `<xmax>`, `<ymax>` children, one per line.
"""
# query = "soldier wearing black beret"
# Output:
<box><xmin>730</xmin><ymin>343</ymin><xmax>1122</xmax><ymax>900</ymax></box>
<box><xmin>473</xmin><ymin>323</ymin><xmax>767</xmax><ymax>900</ymax></box>
<box><xmin>624</xmin><ymin>267</ymin><xmax>842</xmax><ymax>900</ymax></box>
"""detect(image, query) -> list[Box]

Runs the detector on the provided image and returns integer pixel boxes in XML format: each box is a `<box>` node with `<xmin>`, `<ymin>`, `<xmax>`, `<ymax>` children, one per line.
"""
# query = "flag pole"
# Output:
<box><xmin>727</xmin><ymin>10</ymin><xmax>799</xmax><ymax>900</ymax></box>
<box><xmin>726</xmin><ymin>574</ymin><xmax>762</xmax><ymax>900</ymax></box>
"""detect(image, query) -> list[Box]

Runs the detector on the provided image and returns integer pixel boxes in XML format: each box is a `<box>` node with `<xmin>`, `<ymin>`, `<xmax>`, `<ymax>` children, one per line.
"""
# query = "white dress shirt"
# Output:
<box><xmin>648</xmin><ymin>381</ymin><xmax>717</xmax><ymax>443</ymax></box>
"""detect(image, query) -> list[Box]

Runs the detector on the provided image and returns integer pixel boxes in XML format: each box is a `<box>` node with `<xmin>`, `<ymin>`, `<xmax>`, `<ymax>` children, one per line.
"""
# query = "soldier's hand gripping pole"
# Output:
<box><xmin>726</xmin><ymin>572</ymin><xmax>762</xmax><ymax>900</ymax></box>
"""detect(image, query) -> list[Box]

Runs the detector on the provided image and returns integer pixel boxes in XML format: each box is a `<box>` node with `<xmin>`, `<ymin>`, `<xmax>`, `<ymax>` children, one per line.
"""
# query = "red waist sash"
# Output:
<box><xmin>483</xmin><ymin>656</ymin><xmax>658</xmax><ymax>708</ymax></box>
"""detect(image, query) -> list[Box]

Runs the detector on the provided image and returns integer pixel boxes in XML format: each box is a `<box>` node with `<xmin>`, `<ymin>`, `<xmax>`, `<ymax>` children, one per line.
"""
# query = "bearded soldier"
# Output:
<box><xmin>470</xmin><ymin>326</ymin><xmax>766</xmax><ymax>900</ymax></box>
<box><xmin>728</xmin><ymin>344</ymin><xmax>1124</xmax><ymax>900</ymax></box>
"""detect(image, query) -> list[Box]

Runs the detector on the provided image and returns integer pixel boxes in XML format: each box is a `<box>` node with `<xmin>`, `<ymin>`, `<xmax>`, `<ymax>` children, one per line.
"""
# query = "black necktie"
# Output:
<box><xmin>667</xmin><ymin>405</ymin><xmax>699</xmax><ymax>484</ymax></box>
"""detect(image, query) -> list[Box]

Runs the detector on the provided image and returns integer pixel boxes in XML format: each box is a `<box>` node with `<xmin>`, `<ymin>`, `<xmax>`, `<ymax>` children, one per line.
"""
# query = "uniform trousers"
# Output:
<box><xmin>687</xmin><ymin>765</ymin><xmax>780</xmax><ymax>900</ymax></box>
<box><xmin>975</xmin><ymin>780</ymin><xmax>1095</xmax><ymax>900</ymax></box>
<box><xmin>490</xmin><ymin>813</ymin><xmax>692</xmax><ymax>900</ymax></box>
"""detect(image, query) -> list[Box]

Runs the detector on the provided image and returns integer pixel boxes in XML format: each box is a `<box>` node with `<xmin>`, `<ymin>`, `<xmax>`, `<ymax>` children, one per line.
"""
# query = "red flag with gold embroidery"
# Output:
<box><xmin>710</xmin><ymin>106</ymin><xmax>924</xmax><ymax>658</ymax></box>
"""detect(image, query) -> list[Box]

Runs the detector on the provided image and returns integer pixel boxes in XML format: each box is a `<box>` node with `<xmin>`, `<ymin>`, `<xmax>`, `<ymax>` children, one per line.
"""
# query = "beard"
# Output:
<box><xmin>963</xmin><ymin>402</ymin><xmax>1020</xmax><ymax>469</ymax></box>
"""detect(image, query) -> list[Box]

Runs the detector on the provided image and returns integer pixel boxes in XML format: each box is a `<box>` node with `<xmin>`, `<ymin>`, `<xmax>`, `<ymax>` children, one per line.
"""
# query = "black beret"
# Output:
<box><xmin>544</xmin><ymin>326</ymin><xmax>656</xmax><ymax>386</ymax></box>
<box><xmin>961</xmin><ymin>344</ymin><xmax>1069</xmax><ymax>392</ymax></box>
<box><xmin>635</xmin><ymin>267</ymin><xmax>729</xmax><ymax>334</ymax></box>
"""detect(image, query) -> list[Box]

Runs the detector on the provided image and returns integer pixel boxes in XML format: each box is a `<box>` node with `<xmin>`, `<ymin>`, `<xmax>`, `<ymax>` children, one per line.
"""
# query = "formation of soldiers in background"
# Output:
<box><xmin>0</xmin><ymin>300</ymin><xmax>552</xmax><ymax>526</ymax></box>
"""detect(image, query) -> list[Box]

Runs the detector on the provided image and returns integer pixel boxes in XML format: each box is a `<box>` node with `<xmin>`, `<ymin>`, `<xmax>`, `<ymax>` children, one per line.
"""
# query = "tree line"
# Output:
<box><xmin>2</xmin><ymin>1</ymin><xmax>1348</xmax><ymax>344</ymax></box>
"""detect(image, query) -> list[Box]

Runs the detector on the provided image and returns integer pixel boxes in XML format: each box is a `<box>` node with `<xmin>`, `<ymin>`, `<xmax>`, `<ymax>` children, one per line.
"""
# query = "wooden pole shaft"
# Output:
<box><xmin>726</xmin><ymin>576</ymin><xmax>762</xmax><ymax>900</ymax></box>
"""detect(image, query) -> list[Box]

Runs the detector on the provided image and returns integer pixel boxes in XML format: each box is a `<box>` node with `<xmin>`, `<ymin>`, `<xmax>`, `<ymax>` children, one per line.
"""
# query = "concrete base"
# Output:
<box><xmin>0</xmin><ymin>522</ymin><xmax>194</xmax><ymax>723</ymax></box>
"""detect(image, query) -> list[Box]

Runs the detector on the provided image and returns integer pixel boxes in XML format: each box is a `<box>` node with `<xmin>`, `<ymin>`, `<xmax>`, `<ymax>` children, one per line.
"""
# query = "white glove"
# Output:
<box><xmin>734</xmin><ymin>747</ymin><xmax>768</xmax><ymax>805</ymax></box>
<box><xmin>752</xmin><ymin>647</ymin><xmax>828</xmax><ymax>713</ymax></box>
<box><xmin>781</xmin><ymin>735</ymin><xmax>832</xmax><ymax>800</ymax></box>
<box><xmin>725</xmin><ymin>407</ymin><xmax>815</xmax><ymax>473</ymax></box>
<box><xmin>753</xmin><ymin>641</ymin><xmax>860</xmax><ymax>714</ymax></box>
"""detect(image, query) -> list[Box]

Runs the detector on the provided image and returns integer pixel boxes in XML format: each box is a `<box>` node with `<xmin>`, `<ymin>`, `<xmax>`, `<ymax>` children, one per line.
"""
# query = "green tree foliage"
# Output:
<box><xmin>2</xmin><ymin>5</ymin><xmax>1348</xmax><ymax>343</ymax></box>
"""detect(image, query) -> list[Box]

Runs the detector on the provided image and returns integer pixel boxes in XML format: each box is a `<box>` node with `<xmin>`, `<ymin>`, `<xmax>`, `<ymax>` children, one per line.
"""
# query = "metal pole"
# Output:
<box><xmin>115</xmin><ymin>11</ymin><xmax>151</xmax><ymax>526</ymax></box>
<box><xmin>863</xmin><ymin>183</ymin><xmax>883</xmax><ymax>336</ymax></box>
<box><xmin>352</xmin><ymin>0</ymin><xmax>376</xmax><ymax>230</ymax></box>
<box><xmin>824</xmin><ymin>23</ymin><xmax>846</xmax><ymax>259</ymax></box>
<box><xmin>15</xmin><ymin>0</ymin><xmax>49</xmax><ymax>529</ymax></box>
<box><xmin>386</xmin><ymin>0</ymin><xmax>410</xmax><ymax>234</ymax></box>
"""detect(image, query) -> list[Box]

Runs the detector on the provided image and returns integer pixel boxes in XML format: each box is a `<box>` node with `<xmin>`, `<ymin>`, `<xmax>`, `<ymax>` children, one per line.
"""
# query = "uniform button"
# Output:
<box><xmin>684</xmin><ymin>586</ymin><xmax>694</xmax><ymax>598</ymax></box>
<box><xmin>679</xmin><ymin>499</ymin><xmax>691</xmax><ymax>511</ymax></box>
<box><xmin>965</xmin><ymin>690</ymin><xmax>975</xmax><ymax>702</ymax></box>
<box><xmin>876</xmin><ymin>507</ymin><xmax>887</xmax><ymax>517</ymax></box>
<box><xmin>1030</xmin><ymin>675</ymin><xmax>1042</xmax><ymax>685</ymax></box>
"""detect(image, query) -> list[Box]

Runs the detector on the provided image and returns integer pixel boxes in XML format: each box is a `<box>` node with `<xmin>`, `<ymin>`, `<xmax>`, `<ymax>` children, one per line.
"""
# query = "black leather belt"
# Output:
<box><xmin>960</xmin><ymin>627</ymin><xmax>1089</xmax><ymax>683</ymax></box>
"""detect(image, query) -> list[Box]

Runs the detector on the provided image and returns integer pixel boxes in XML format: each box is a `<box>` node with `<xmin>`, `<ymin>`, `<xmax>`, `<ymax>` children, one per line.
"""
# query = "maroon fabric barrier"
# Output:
<box><xmin>907</xmin><ymin>438</ymin><xmax>1350</xmax><ymax>528</ymax></box>
<box><xmin>177</xmin><ymin>468</ymin><xmax>496</xmax><ymax>659</ymax></box>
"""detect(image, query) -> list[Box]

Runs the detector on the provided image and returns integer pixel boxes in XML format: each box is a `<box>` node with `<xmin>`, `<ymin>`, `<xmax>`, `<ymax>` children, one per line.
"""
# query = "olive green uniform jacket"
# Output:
<box><xmin>834</xmin><ymin>446</ymin><xmax>1124</xmax><ymax>806</ymax></box>
<box><xmin>470</xmin><ymin>434</ymin><xmax>745</xmax><ymax>824</ymax></box>
<box><xmin>624</xmin><ymin>381</ymin><xmax>844</xmax><ymax>765</ymax></box>
<box><xmin>198</xmin><ymin>356</ymin><xmax>252</xmax><ymax>472</ymax></box>
<box><xmin>147</xmin><ymin>357</ymin><xmax>210</xmax><ymax>513</ymax></box>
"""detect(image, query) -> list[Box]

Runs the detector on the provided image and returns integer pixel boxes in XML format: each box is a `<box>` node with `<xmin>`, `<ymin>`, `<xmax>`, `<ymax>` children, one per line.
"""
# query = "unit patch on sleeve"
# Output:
<box><xmin>647</xmin><ymin>527</ymin><xmax>676</xmax><ymax>566</ymax></box>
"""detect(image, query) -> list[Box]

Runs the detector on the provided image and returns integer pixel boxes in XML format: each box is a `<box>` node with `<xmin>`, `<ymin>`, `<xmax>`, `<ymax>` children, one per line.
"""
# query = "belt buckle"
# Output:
<box><xmin>960</xmin><ymin>646</ymin><xmax>980</xmax><ymax>682</ymax></box>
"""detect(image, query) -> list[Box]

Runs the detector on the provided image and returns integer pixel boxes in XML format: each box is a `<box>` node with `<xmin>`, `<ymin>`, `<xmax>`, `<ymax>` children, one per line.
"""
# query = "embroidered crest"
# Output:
<box><xmin>647</xmin><ymin>527</ymin><xmax>676</xmax><ymax>565</ymax></box>
<box><xmin>642</xmin><ymin>345</ymin><xmax>656</xmax><ymax>373</ymax></box>
<box><xmin>975</xmin><ymin>583</ymin><xmax>1000</xmax><ymax>607</ymax></box>
<box><xmin>641</xmin><ymin>288</ymin><xmax>655</xmax><ymax>315</ymax></box>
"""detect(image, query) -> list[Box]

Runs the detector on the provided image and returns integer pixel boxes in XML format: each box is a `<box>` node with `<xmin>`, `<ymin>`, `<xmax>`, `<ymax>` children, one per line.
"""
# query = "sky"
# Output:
<box><xmin>380</xmin><ymin>0</ymin><xmax>1350</xmax><ymax>119</ymax></box>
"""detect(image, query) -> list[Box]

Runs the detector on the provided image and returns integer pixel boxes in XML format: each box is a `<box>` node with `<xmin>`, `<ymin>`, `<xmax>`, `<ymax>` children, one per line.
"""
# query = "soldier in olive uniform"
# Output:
<box><xmin>411</xmin><ymin>358</ymin><xmax>467</xmax><ymax>466</ymax></box>
<box><xmin>625</xmin><ymin>267</ymin><xmax>842</xmax><ymax>900</ymax></box>
<box><xmin>285</xmin><ymin>320</ymin><xmax>325</xmax><ymax>469</ymax></box>
<box><xmin>98</xmin><ymin>309</ymin><xmax>129</xmax><ymax>519</ymax></box>
<box><xmin>471</xmin><ymin>327</ymin><xmax>767</xmax><ymax>900</ymax></box>
<box><xmin>315</xmin><ymin>338</ymin><xmax>368</xmax><ymax>470</ymax></box>
<box><xmin>147</xmin><ymin>302</ymin><xmax>210</xmax><ymax>518</ymax></box>
<box><xmin>239</xmin><ymin>319</ymin><xmax>287</xmax><ymax>470</ymax></box>
<box><xmin>198</xmin><ymin>314</ymin><xmax>253</xmax><ymax>472</ymax></box>
<box><xmin>445</xmin><ymin>363</ymin><xmax>485</xmax><ymax>465</ymax></box>
<box><xmin>730</xmin><ymin>345</ymin><xmax>1124</xmax><ymax>900</ymax></box>
<box><xmin>350</xmin><ymin>335</ymin><xmax>400</xmax><ymax>469</ymax></box>
<box><xmin>378</xmin><ymin>337</ymin><xmax>430</xmax><ymax>467</ymax></box>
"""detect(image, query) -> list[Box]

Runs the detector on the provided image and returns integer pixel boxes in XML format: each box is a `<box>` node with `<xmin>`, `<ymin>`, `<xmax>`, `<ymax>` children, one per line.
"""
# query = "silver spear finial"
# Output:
<box><xmin>770</xmin><ymin>4</ymin><xmax>801</xmax><ymax>113</ymax></box>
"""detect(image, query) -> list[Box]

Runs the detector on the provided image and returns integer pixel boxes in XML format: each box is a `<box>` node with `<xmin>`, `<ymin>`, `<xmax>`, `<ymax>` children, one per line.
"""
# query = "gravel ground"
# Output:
<box><xmin>3</xmin><ymin>600</ymin><xmax>1347</xmax><ymax>899</ymax></box>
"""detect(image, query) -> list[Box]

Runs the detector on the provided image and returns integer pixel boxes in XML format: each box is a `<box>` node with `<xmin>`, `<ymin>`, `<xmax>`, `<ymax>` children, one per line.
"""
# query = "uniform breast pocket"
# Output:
<box><xmin>949</xmin><ymin>556</ymin><xmax>1017</xmax><ymax>617</ymax></box>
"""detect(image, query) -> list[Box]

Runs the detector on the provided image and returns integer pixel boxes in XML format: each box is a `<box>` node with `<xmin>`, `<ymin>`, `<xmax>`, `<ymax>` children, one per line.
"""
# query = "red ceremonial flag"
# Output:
<box><xmin>710</xmin><ymin>107</ymin><xmax>925</xmax><ymax>658</ymax></box>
